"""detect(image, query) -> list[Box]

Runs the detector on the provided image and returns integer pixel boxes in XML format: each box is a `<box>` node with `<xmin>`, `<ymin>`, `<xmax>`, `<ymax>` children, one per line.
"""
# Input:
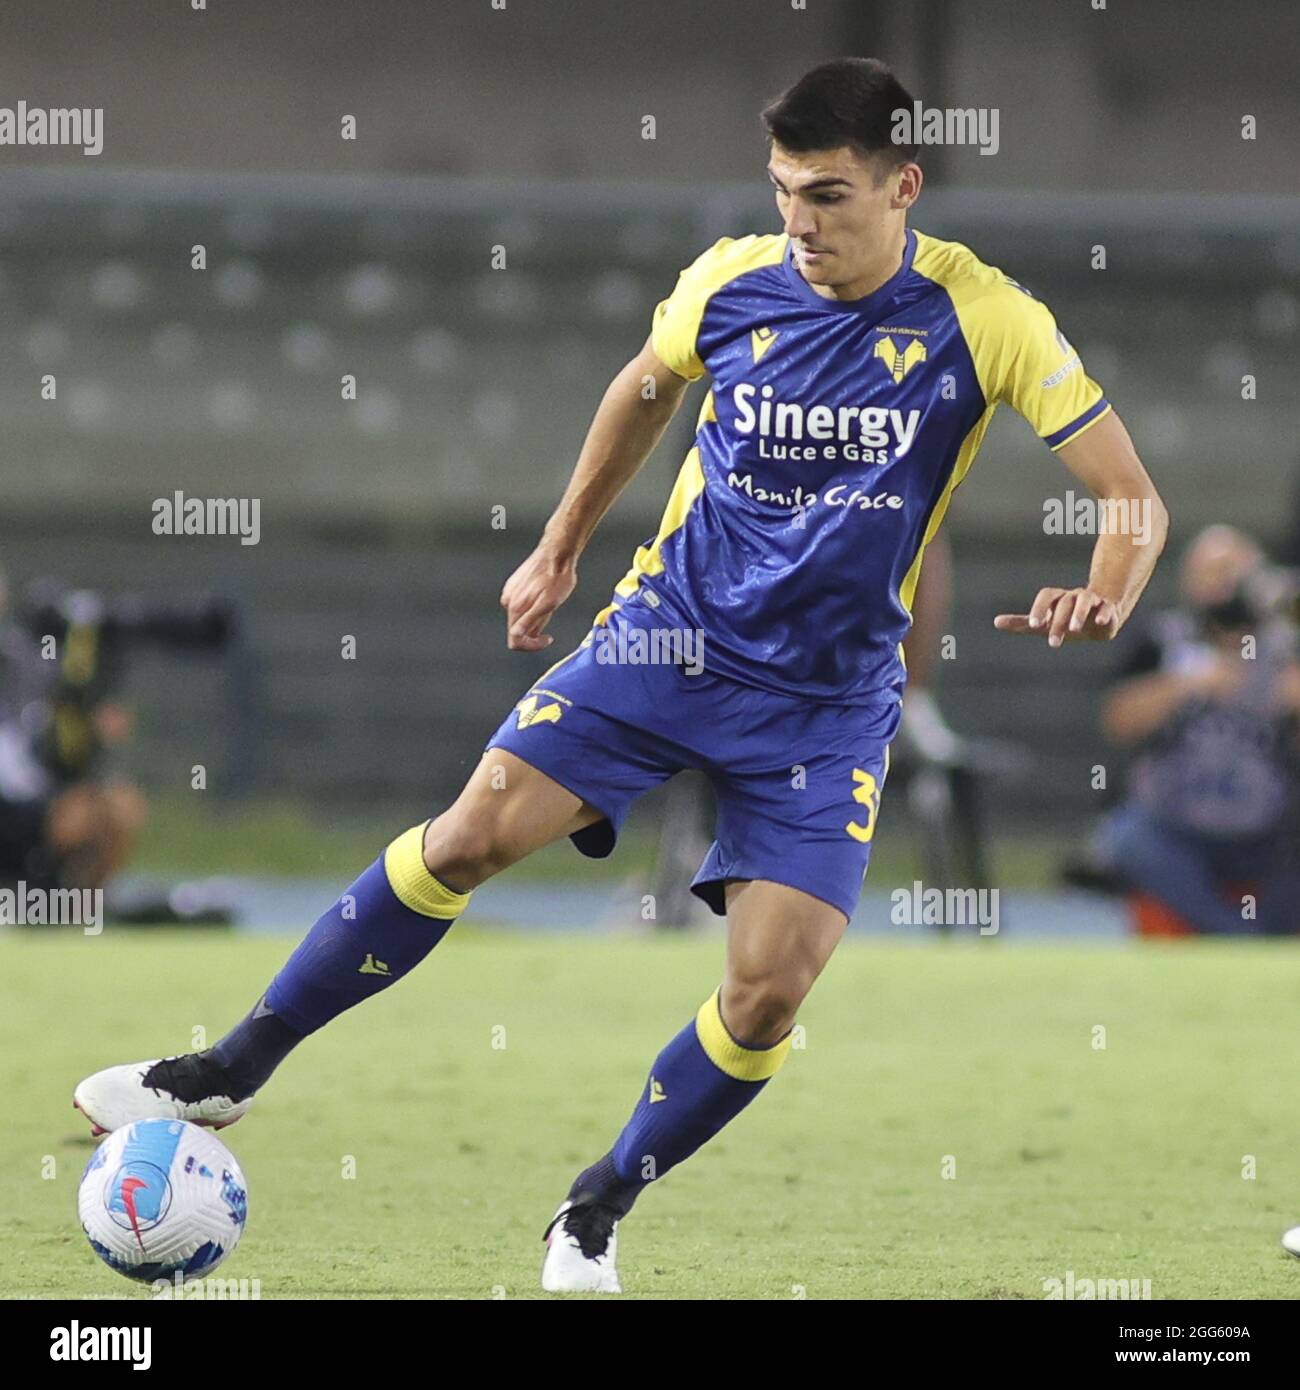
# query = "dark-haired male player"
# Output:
<box><xmin>75</xmin><ymin>58</ymin><xmax>1167</xmax><ymax>1293</ymax></box>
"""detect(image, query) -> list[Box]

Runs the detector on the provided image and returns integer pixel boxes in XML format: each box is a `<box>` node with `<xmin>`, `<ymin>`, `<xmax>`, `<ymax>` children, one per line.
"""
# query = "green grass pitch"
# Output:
<box><xmin>3</xmin><ymin>926</ymin><xmax>1300</xmax><ymax>1299</ymax></box>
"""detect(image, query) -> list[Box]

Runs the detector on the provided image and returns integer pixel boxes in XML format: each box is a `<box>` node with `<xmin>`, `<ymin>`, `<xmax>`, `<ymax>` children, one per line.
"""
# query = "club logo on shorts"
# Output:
<box><xmin>514</xmin><ymin>693</ymin><xmax>565</xmax><ymax>729</ymax></box>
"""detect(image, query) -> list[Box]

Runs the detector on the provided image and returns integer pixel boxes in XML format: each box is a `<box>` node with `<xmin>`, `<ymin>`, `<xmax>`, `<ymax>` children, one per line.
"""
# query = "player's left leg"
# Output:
<box><xmin>543</xmin><ymin>675</ymin><xmax>899</xmax><ymax>1292</ymax></box>
<box><xmin>542</xmin><ymin>878</ymin><xmax>846</xmax><ymax>1293</ymax></box>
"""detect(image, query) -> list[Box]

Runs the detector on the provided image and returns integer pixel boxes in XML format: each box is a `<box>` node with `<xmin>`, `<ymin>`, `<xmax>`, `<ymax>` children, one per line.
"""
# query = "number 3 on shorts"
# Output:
<box><xmin>845</xmin><ymin>767</ymin><xmax>881</xmax><ymax>844</ymax></box>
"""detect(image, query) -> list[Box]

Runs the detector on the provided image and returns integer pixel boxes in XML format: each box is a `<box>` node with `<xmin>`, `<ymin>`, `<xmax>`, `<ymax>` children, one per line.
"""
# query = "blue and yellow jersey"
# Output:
<box><xmin>596</xmin><ymin>228</ymin><xmax>1111</xmax><ymax>703</ymax></box>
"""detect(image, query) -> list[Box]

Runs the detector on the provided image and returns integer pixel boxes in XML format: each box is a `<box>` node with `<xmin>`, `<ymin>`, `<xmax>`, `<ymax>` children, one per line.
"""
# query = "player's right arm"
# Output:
<box><xmin>500</xmin><ymin>335</ymin><xmax>691</xmax><ymax>651</ymax></box>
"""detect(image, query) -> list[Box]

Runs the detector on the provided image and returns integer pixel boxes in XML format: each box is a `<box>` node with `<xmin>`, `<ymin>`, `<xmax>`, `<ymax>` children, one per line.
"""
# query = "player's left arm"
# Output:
<box><xmin>994</xmin><ymin>409</ymin><xmax>1168</xmax><ymax>647</ymax></box>
<box><xmin>982</xmin><ymin>279</ymin><xmax>1169</xmax><ymax>648</ymax></box>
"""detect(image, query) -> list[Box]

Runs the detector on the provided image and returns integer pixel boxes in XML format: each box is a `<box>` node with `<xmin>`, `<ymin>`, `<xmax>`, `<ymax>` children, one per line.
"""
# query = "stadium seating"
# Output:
<box><xmin>3</xmin><ymin>171</ymin><xmax>1294</xmax><ymax>828</ymax></box>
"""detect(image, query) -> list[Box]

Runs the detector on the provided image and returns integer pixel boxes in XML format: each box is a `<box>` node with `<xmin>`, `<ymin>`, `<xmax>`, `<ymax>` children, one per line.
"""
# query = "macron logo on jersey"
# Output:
<box><xmin>750</xmin><ymin>326</ymin><xmax>779</xmax><ymax>362</ymax></box>
<box><xmin>731</xmin><ymin>382</ymin><xmax>921</xmax><ymax>464</ymax></box>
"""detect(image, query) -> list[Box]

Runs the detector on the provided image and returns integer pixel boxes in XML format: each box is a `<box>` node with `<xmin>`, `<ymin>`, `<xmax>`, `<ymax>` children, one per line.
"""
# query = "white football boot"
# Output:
<box><xmin>541</xmin><ymin>1200</ymin><xmax>623</xmax><ymax>1293</ymax></box>
<box><xmin>73</xmin><ymin>1055</ymin><xmax>253</xmax><ymax>1136</ymax></box>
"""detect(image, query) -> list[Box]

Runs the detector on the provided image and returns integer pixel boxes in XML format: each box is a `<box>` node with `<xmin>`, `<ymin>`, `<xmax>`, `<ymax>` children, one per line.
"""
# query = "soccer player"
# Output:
<box><xmin>74</xmin><ymin>58</ymin><xmax>1168</xmax><ymax>1293</ymax></box>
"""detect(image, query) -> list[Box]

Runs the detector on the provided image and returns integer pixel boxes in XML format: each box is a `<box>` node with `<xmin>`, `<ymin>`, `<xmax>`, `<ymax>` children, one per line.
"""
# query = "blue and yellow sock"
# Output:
<box><xmin>568</xmin><ymin>988</ymin><xmax>793</xmax><ymax>1215</ymax></box>
<box><xmin>209</xmin><ymin>824</ymin><xmax>468</xmax><ymax>1094</ymax></box>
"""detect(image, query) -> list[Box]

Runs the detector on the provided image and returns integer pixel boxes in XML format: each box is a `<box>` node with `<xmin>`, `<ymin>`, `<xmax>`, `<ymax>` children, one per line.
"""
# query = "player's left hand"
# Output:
<box><xmin>994</xmin><ymin>587</ymin><xmax>1121</xmax><ymax>648</ymax></box>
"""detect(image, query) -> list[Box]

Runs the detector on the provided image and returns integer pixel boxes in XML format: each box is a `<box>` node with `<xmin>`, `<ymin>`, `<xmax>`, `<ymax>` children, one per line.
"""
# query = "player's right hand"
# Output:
<box><xmin>499</xmin><ymin>544</ymin><xmax>578</xmax><ymax>651</ymax></box>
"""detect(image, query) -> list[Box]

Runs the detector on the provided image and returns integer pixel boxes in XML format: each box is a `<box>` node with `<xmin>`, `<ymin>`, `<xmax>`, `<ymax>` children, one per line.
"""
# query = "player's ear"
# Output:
<box><xmin>889</xmin><ymin>161</ymin><xmax>923</xmax><ymax>209</ymax></box>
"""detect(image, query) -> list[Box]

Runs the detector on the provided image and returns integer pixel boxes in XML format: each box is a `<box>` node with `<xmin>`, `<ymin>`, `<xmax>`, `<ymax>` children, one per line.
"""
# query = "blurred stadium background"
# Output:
<box><xmin>0</xmin><ymin>0</ymin><xmax>1297</xmax><ymax>925</ymax></box>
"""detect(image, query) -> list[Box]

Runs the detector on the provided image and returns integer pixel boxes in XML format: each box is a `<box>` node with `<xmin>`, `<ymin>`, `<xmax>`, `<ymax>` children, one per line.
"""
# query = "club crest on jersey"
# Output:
<box><xmin>750</xmin><ymin>326</ymin><xmax>779</xmax><ymax>362</ymax></box>
<box><xmin>872</xmin><ymin>334</ymin><xmax>927</xmax><ymax>383</ymax></box>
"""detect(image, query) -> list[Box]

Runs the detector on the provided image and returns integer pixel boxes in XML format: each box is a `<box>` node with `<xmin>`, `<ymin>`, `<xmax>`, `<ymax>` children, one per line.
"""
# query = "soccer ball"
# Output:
<box><xmin>78</xmin><ymin>1118</ymin><xmax>248</xmax><ymax>1283</ymax></box>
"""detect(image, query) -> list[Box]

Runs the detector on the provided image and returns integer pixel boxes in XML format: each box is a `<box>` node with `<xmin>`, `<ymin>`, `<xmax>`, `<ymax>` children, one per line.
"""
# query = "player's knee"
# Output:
<box><xmin>420</xmin><ymin>810</ymin><xmax>513</xmax><ymax>891</ymax></box>
<box><xmin>720</xmin><ymin>974</ymin><xmax>805</xmax><ymax>1047</ymax></box>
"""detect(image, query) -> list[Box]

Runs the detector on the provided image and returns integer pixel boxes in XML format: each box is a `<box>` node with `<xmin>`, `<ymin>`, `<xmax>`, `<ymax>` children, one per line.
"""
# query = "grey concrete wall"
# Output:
<box><xmin>0</xmin><ymin>0</ymin><xmax>1294</xmax><ymax>193</ymax></box>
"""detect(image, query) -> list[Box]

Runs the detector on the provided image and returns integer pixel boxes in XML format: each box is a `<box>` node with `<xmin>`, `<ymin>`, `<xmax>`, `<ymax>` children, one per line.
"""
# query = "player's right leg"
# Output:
<box><xmin>72</xmin><ymin>748</ymin><xmax>604</xmax><ymax>1135</ymax></box>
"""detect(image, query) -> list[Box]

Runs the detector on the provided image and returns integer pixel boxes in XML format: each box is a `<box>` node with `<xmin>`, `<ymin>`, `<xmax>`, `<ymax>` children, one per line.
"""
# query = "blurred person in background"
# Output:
<box><xmin>0</xmin><ymin>566</ymin><xmax>147</xmax><ymax>893</ymax></box>
<box><xmin>1283</xmin><ymin>465</ymin><xmax>1300</xmax><ymax>569</ymax></box>
<box><xmin>1096</xmin><ymin>526</ymin><xmax>1300</xmax><ymax>934</ymax></box>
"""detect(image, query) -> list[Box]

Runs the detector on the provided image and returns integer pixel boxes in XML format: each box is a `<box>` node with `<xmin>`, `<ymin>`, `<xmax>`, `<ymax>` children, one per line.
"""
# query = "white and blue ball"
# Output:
<box><xmin>78</xmin><ymin>1118</ymin><xmax>248</xmax><ymax>1282</ymax></box>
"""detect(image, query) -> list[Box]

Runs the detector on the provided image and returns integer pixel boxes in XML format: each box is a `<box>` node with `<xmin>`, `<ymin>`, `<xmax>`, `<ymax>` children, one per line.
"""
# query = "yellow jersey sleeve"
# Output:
<box><xmin>649</xmin><ymin>234</ymin><xmax>788</xmax><ymax>382</ymax></box>
<box><xmin>911</xmin><ymin>234</ymin><xmax>1111</xmax><ymax>453</ymax></box>
<box><xmin>650</xmin><ymin>237</ymin><xmax>735</xmax><ymax>381</ymax></box>
<box><xmin>994</xmin><ymin>283</ymin><xmax>1110</xmax><ymax>450</ymax></box>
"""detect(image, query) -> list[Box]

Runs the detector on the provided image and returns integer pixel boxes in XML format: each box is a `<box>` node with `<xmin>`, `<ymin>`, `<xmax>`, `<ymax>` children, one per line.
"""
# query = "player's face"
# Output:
<box><xmin>767</xmin><ymin>142</ymin><xmax>919</xmax><ymax>295</ymax></box>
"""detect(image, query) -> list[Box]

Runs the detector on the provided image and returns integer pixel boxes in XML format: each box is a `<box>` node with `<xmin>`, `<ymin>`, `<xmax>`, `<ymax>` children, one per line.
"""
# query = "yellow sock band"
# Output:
<box><xmin>383</xmin><ymin>823</ymin><xmax>471</xmax><ymax>920</ymax></box>
<box><xmin>694</xmin><ymin>988</ymin><xmax>792</xmax><ymax>1082</ymax></box>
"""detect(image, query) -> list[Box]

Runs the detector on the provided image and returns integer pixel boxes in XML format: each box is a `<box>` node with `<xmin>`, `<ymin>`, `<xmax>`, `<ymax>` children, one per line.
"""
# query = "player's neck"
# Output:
<box><xmin>804</xmin><ymin>224</ymin><xmax>908</xmax><ymax>304</ymax></box>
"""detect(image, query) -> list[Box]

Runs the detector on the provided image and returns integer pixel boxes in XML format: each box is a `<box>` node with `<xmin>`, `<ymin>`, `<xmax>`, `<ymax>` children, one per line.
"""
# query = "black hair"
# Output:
<box><xmin>761</xmin><ymin>58</ymin><xmax>919</xmax><ymax>167</ymax></box>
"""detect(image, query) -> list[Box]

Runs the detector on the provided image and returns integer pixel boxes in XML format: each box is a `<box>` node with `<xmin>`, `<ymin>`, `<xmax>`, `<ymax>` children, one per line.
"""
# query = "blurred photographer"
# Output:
<box><xmin>1095</xmin><ymin>526</ymin><xmax>1300</xmax><ymax>934</ymax></box>
<box><xmin>0</xmin><ymin>569</ymin><xmax>147</xmax><ymax>891</ymax></box>
<box><xmin>0</xmin><ymin>570</ymin><xmax>233</xmax><ymax>895</ymax></box>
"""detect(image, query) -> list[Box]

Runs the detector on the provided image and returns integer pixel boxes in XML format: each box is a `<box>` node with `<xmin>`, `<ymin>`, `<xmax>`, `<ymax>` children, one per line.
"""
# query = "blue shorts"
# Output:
<box><xmin>485</xmin><ymin>608</ymin><xmax>902</xmax><ymax>921</ymax></box>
